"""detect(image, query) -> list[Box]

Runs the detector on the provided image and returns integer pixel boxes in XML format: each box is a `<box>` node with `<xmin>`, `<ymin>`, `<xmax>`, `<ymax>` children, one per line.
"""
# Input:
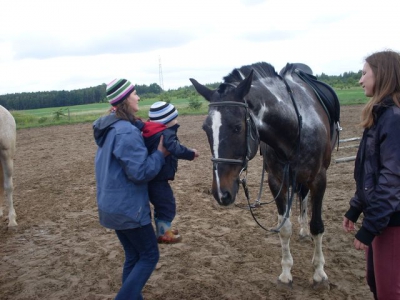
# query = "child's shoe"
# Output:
<box><xmin>155</xmin><ymin>219</ymin><xmax>180</xmax><ymax>242</ymax></box>
<box><xmin>157</xmin><ymin>230</ymin><xmax>182</xmax><ymax>244</ymax></box>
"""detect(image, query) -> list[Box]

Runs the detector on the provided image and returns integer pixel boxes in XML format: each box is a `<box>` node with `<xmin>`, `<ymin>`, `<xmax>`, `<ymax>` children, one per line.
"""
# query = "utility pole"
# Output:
<box><xmin>159</xmin><ymin>56</ymin><xmax>164</xmax><ymax>91</ymax></box>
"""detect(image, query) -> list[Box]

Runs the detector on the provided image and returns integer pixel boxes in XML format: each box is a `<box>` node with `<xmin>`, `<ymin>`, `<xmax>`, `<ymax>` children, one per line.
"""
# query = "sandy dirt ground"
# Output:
<box><xmin>1</xmin><ymin>105</ymin><xmax>374</xmax><ymax>300</ymax></box>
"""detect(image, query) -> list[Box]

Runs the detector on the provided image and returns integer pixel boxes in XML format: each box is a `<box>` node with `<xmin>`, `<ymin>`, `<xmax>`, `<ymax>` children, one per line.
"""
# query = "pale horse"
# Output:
<box><xmin>0</xmin><ymin>105</ymin><xmax>17</xmax><ymax>227</ymax></box>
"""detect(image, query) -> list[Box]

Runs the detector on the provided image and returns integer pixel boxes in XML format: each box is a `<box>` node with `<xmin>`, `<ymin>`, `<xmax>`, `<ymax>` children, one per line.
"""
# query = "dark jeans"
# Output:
<box><xmin>115</xmin><ymin>224</ymin><xmax>159</xmax><ymax>300</ymax></box>
<box><xmin>148</xmin><ymin>180</ymin><xmax>176</xmax><ymax>222</ymax></box>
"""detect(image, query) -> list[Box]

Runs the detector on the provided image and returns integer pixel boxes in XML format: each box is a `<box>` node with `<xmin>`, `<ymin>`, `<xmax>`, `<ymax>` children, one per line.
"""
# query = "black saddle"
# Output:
<box><xmin>294</xmin><ymin>68</ymin><xmax>340</xmax><ymax>125</ymax></box>
<box><xmin>279</xmin><ymin>63</ymin><xmax>340</xmax><ymax>126</ymax></box>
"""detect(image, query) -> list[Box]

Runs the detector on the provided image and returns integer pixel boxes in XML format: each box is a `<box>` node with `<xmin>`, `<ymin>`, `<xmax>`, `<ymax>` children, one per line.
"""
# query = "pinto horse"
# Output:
<box><xmin>190</xmin><ymin>62</ymin><xmax>340</xmax><ymax>288</ymax></box>
<box><xmin>0</xmin><ymin>105</ymin><xmax>17</xmax><ymax>227</ymax></box>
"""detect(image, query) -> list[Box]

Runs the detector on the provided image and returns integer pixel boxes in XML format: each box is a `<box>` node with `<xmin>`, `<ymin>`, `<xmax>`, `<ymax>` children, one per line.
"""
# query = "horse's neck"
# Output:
<box><xmin>249</xmin><ymin>79</ymin><xmax>300</xmax><ymax>157</ymax></box>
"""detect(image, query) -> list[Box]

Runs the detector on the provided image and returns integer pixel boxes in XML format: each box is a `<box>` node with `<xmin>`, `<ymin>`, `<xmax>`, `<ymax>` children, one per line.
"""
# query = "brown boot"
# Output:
<box><xmin>157</xmin><ymin>230</ymin><xmax>182</xmax><ymax>244</ymax></box>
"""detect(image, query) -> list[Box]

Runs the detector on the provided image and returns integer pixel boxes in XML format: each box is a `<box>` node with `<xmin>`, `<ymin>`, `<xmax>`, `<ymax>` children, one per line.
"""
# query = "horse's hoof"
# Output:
<box><xmin>7</xmin><ymin>224</ymin><xmax>18</xmax><ymax>231</ymax></box>
<box><xmin>277</xmin><ymin>279</ymin><xmax>293</xmax><ymax>290</ymax></box>
<box><xmin>298</xmin><ymin>234</ymin><xmax>311</xmax><ymax>242</ymax></box>
<box><xmin>8</xmin><ymin>220</ymin><xmax>18</xmax><ymax>228</ymax></box>
<box><xmin>312</xmin><ymin>279</ymin><xmax>330</xmax><ymax>290</ymax></box>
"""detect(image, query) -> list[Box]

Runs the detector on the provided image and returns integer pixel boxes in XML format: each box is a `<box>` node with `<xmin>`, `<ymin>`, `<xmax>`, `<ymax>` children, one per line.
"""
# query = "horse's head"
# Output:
<box><xmin>190</xmin><ymin>71</ymin><xmax>259</xmax><ymax>206</ymax></box>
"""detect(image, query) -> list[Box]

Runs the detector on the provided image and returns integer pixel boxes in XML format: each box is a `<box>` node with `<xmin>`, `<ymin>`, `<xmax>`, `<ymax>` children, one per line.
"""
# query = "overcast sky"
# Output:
<box><xmin>0</xmin><ymin>0</ymin><xmax>399</xmax><ymax>95</ymax></box>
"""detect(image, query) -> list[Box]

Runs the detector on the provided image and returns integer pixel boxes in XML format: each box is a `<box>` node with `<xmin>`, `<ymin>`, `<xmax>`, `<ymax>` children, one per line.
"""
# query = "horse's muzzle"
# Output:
<box><xmin>217</xmin><ymin>191</ymin><xmax>234</xmax><ymax>206</ymax></box>
<box><xmin>212</xmin><ymin>181</ymin><xmax>239</xmax><ymax>206</ymax></box>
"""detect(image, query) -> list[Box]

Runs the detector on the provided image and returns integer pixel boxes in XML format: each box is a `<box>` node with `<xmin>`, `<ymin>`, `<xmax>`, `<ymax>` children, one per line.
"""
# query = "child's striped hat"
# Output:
<box><xmin>148</xmin><ymin>101</ymin><xmax>178</xmax><ymax>125</ymax></box>
<box><xmin>106</xmin><ymin>78</ymin><xmax>135</xmax><ymax>106</ymax></box>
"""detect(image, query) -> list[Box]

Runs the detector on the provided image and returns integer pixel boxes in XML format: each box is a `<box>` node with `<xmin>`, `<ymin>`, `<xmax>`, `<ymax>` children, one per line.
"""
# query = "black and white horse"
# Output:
<box><xmin>190</xmin><ymin>62</ymin><xmax>340</xmax><ymax>288</ymax></box>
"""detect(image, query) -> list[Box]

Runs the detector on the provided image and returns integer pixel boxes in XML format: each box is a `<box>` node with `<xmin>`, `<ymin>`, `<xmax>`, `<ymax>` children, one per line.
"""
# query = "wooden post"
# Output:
<box><xmin>339</xmin><ymin>137</ymin><xmax>360</xmax><ymax>143</ymax></box>
<box><xmin>335</xmin><ymin>156</ymin><xmax>356</xmax><ymax>163</ymax></box>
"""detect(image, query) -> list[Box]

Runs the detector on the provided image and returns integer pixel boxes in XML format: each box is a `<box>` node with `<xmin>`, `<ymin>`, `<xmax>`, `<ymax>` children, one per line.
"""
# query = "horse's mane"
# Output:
<box><xmin>223</xmin><ymin>62</ymin><xmax>314</xmax><ymax>83</ymax></box>
<box><xmin>218</xmin><ymin>62</ymin><xmax>313</xmax><ymax>94</ymax></box>
<box><xmin>223</xmin><ymin>62</ymin><xmax>278</xmax><ymax>84</ymax></box>
<box><xmin>217</xmin><ymin>62</ymin><xmax>278</xmax><ymax>94</ymax></box>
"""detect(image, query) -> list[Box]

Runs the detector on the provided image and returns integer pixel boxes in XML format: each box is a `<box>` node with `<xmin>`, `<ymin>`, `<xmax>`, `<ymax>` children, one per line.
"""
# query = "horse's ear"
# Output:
<box><xmin>190</xmin><ymin>78</ymin><xmax>214</xmax><ymax>102</ymax></box>
<box><xmin>235</xmin><ymin>70</ymin><xmax>253</xmax><ymax>99</ymax></box>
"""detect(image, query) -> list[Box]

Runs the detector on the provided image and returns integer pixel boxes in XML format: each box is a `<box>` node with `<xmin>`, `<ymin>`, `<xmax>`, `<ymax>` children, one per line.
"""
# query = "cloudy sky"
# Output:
<box><xmin>0</xmin><ymin>0</ymin><xmax>399</xmax><ymax>95</ymax></box>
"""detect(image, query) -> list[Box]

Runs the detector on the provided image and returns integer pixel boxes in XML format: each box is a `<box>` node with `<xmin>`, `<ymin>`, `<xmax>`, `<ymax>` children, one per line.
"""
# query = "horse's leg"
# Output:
<box><xmin>309</xmin><ymin>171</ymin><xmax>328</xmax><ymax>288</ymax></box>
<box><xmin>277</xmin><ymin>213</ymin><xmax>293</xmax><ymax>286</ymax></box>
<box><xmin>0</xmin><ymin>155</ymin><xmax>17</xmax><ymax>227</ymax></box>
<box><xmin>298</xmin><ymin>186</ymin><xmax>310</xmax><ymax>239</ymax></box>
<box><xmin>298</xmin><ymin>192</ymin><xmax>309</xmax><ymax>238</ymax></box>
<box><xmin>269</xmin><ymin>175</ymin><xmax>293</xmax><ymax>287</ymax></box>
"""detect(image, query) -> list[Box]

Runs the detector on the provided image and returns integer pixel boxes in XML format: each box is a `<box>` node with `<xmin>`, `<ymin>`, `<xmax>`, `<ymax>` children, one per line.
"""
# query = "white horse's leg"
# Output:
<box><xmin>1</xmin><ymin>156</ymin><xmax>17</xmax><ymax>227</ymax></box>
<box><xmin>312</xmin><ymin>233</ymin><xmax>328</xmax><ymax>285</ymax></box>
<box><xmin>277</xmin><ymin>214</ymin><xmax>293</xmax><ymax>285</ymax></box>
<box><xmin>298</xmin><ymin>194</ymin><xmax>309</xmax><ymax>238</ymax></box>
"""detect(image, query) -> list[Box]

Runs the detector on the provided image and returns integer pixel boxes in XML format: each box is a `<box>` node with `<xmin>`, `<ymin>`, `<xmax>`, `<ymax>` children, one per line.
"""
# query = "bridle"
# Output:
<box><xmin>208</xmin><ymin>101</ymin><xmax>259</xmax><ymax>176</ymax></box>
<box><xmin>207</xmin><ymin>76</ymin><xmax>303</xmax><ymax>234</ymax></box>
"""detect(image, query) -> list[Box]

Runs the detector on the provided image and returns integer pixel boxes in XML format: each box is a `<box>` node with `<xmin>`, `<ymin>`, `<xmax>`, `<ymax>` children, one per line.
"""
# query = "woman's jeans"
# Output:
<box><xmin>115</xmin><ymin>224</ymin><xmax>159</xmax><ymax>300</ymax></box>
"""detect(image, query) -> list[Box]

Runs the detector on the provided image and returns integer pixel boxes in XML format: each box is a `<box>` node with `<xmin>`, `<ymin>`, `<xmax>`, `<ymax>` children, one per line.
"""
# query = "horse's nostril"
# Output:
<box><xmin>220</xmin><ymin>191</ymin><xmax>232</xmax><ymax>206</ymax></box>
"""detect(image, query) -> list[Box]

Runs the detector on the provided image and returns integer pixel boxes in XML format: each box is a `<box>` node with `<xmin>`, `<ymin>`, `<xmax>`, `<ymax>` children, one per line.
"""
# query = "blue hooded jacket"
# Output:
<box><xmin>93</xmin><ymin>114</ymin><xmax>165</xmax><ymax>230</ymax></box>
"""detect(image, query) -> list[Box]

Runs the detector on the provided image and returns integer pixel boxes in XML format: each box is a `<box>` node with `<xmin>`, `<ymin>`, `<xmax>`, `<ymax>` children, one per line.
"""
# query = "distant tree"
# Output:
<box><xmin>187</xmin><ymin>95</ymin><xmax>202</xmax><ymax>110</ymax></box>
<box><xmin>52</xmin><ymin>108</ymin><xmax>67</xmax><ymax>120</ymax></box>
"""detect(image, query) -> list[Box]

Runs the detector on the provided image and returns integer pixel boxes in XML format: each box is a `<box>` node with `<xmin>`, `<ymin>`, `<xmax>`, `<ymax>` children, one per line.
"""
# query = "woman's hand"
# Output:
<box><xmin>354</xmin><ymin>238</ymin><xmax>368</xmax><ymax>250</ymax></box>
<box><xmin>342</xmin><ymin>216</ymin><xmax>355</xmax><ymax>233</ymax></box>
<box><xmin>157</xmin><ymin>135</ymin><xmax>170</xmax><ymax>157</ymax></box>
<box><xmin>343</xmin><ymin>217</ymin><xmax>368</xmax><ymax>250</ymax></box>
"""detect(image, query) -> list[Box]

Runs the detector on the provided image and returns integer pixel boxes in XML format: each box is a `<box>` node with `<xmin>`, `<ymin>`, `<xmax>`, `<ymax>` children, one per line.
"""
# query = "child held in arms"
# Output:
<box><xmin>142</xmin><ymin>101</ymin><xmax>199</xmax><ymax>243</ymax></box>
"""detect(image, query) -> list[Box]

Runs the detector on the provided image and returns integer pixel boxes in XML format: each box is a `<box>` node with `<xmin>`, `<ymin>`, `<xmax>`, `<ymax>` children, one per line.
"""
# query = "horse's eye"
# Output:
<box><xmin>234</xmin><ymin>125</ymin><xmax>241</xmax><ymax>133</ymax></box>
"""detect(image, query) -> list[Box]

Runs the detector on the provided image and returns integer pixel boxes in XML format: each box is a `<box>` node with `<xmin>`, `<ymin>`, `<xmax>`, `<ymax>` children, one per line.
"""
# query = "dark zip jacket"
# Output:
<box><xmin>142</xmin><ymin>122</ymin><xmax>195</xmax><ymax>181</ymax></box>
<box><xmin>345</xmin><ymin>98</ymin><xmax>400</xmax><ymax>245</ymax></box>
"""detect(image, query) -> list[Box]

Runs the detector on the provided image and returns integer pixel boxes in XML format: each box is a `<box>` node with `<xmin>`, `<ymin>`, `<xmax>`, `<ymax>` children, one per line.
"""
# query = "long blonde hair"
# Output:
<box><xmin>360</xmin><ymin>50</ymin><xmax>400</xmax><ymax>128</ymax></box>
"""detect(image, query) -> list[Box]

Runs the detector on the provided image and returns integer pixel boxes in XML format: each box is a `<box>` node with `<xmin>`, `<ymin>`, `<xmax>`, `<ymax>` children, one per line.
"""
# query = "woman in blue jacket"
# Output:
<box><xmin>343</xmin><ymin>50</ymin><xmax>400</xmax><ymax>300</ymax></box>
<box><xmin>93</xmin><ymin>78</ymin><xmax>168</xmax><ymax>300</ymax></box>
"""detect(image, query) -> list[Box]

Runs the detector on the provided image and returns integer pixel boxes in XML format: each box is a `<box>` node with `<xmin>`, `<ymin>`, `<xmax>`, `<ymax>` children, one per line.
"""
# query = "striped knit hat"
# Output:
<box><xmin>148</xmin><ymin>101</ymin><xmax>178</xmax><ymax>125</ymax></box>
<box><xmin>106</xmin><ymin>78</ymin><xmax>135</xmax><ymax>106</ymax></box>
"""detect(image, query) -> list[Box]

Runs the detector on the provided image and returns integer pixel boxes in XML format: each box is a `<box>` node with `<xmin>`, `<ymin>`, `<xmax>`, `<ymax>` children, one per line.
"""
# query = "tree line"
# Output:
<box><xmin>0</xmin><ymin>82</ymin><xmax>164</xmax><ymax>111</ymax></box>
<box><xmin>316</xmin><ymin>70</ymin><xmax>362</xmax><ymax>89</ymax></box>
<box><xmin>0</xmin><ymin>71</ymin><xmax>362</xmax><ymax>111</ymax></box>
